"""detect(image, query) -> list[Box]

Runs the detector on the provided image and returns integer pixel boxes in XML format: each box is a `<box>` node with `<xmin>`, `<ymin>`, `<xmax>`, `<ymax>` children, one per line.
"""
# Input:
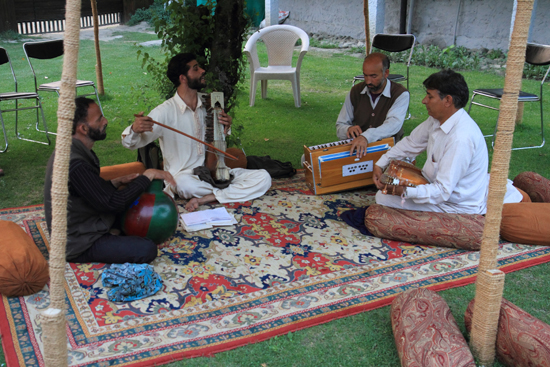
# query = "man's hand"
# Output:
<box><xmin>143</xmin><ymin>169</ymin><xmax>177</xmax><ymax>188</ymax></box>
<box><xmin>373</xmin><ymin>165</ymin><xmax>384</xmax><ymax>190</ymax></box>
<box><xmin>218</xmin><ymin>110</ymin><xmax>232</xmax><ymax>134</ymax></box>
<box><xmin>349</xmin><ymin>135</ymin><xmax>369</xmax><ymax>159</ymax></box>
<box><xmin>111</xmin><ymin>173</ymin><xmax>140</xmax><ymax>188</ymax></box>
<box><xmin>131</xmin><ymin>112</ymin><xmax>154</xmax><ymax>133</ymax></box>
<box><xmin>347</xmin><ymin>125</ymin><xmax>362</xmax><ymax>139</ymax></box>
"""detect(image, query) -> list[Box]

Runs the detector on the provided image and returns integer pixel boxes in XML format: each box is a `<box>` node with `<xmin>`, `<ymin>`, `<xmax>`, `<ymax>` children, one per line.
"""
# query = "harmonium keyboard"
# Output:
<box><xmin>303</xmin><ymin>137</ymin><xmax>394</xmax><ymax>195</ymax></box>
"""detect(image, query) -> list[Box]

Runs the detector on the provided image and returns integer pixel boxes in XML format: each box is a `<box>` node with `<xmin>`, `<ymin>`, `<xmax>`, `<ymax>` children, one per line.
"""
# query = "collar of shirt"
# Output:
<box><xmin>173</xmin><ymin>92</ymin><xmax>204</xmax><ymax>114</ymax></box>
<box><xmin>438</xmin><ymin>108</ymin><xmax>466</xmax><ymax>134</ymax></box>
<box><xmin>360</xmin><ymin>79</ymin><xmax>392</xmax><ymax>99</ymax></box>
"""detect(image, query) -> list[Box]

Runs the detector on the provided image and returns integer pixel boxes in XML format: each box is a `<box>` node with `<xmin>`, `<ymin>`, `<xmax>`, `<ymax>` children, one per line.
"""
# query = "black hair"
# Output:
<box><xmin>423</xmin><ymin>69</ymin><xmax>469</xmax><ymax>109</ymax></box>
<box><xmin>166</xmin><ymin>53</ymin><xmax>197</xmax><ymax>87</ymax></box>
<box><xmin>365</xmin><ymin>52</ymin><xmax>390</xmax><ymax>73</ymax></box>
<box><xmin>72</xmin><ymin>97</ymin><xmax>96</xmax><ymax>134</ymax></box>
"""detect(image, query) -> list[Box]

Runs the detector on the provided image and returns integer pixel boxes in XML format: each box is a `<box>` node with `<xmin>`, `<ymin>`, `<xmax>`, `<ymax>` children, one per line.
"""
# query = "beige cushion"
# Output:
<box><xmin>99</xmin><ymin>161</ymin><xmax>146</xmax><ymax>181</ymax></box>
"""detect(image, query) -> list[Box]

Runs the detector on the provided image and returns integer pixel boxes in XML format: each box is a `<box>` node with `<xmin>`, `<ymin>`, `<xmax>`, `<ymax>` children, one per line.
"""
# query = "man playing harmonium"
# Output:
<box><xmin>336</xmin><ymin>52</ymin><xmax>410</xmax><ymax>159</ymax></box>
<box><xmin>121</xmin><ymin>53</ymin><xmax>271</xmax><ymax>213</ymax></box>
<box><xmin>372</xmin><ymin>69</ymin><xmax>523</xmax><ymax>214</ymax></box>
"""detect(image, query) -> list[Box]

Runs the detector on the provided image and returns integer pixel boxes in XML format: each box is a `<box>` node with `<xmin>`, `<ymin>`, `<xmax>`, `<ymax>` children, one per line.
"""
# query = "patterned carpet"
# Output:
<box><xmin>2</xmin><ymin>171</ymin><xmax>550</xmax><ymax>366</ymax></box>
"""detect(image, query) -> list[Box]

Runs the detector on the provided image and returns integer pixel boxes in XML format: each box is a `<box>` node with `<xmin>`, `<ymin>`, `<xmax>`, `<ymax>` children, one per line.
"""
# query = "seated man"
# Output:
<box><xmin>372</xmin><ymin>69</ymin><xmax>522</xmax><ymax>214</ymax></box>
<box><xmin>44</xmin><ymin>97</ymin><xmax>175</xmax><ymax>263</ymax></box>
<box><xmin>121</xmin><ymin>53</ymin><xmax>271</xmax><ymax>212</ymax></box>
<box><xmin>336</xmin><ymin>52</ymin><xmax>410</xmax><ymax>158</ymax></box>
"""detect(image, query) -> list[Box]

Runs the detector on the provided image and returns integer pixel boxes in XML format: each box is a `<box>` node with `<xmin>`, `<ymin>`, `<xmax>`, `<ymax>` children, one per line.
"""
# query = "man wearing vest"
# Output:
<box><xmin>336</xmin><ymin>52</ymin><xmax>410</xmax><ymax>159</ymax></box>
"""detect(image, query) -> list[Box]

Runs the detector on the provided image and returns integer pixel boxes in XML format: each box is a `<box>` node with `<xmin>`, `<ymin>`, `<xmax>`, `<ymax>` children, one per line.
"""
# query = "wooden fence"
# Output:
<box><xmin>0</xmin><ymin>0</ymin><xmax>154</xmax><ymax>34</ymax></box>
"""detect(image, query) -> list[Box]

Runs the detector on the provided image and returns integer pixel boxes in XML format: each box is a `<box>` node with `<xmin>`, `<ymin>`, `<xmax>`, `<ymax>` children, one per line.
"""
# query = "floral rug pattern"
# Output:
<box><xmin>1</xmin><ymin>172</ymin><xmax>550</xmax><ymax>366</ymax></box>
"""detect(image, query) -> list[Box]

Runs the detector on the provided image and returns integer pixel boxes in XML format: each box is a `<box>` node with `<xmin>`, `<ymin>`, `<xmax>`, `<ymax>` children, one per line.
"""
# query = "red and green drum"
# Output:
<box><xmin>122</xmin><ymin>179</ymin><xmax>178</xmax><ymax>244</ymax></box>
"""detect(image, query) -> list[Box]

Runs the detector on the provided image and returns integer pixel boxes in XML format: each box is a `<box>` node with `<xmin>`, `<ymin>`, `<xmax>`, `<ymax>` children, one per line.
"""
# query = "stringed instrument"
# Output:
<box><xmin>379</xmin><ymin>159</ymin><xmax>429</xmax><ymax>187</ymax></box>
<box><xmin>203</xmin><ymin>92</ymin><xmax>231</xmax><ymax>182</ymax></box>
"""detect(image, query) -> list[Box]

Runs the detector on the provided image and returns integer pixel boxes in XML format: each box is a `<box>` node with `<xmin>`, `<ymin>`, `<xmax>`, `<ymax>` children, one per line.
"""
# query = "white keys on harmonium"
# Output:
<box><xmin>308</xmin><ymin>139</ymin><xmax>353</xmax><ymax>151</ymax></box>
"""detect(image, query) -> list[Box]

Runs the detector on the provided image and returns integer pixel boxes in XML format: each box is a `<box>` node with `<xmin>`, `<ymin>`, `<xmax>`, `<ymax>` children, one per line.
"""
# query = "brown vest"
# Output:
<box><xmin>350</xmin><ymin>80</ymin><xmax>407</xmax><ymax>142</ymax></box>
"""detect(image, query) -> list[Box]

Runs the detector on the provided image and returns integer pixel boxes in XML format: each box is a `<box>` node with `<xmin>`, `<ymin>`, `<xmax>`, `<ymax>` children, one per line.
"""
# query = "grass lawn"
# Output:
<box><xmin>1</xmin><ymin>26</ymin><xmax>549</xmax><ymax>366</ymax></box>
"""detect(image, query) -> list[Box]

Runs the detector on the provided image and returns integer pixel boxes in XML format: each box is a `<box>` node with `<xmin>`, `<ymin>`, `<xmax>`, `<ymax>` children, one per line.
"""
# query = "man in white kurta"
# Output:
<box><xmin>372</xmin><ymin>70</ymin><xmax>522</xmax><ymax>215</ymax></box>
<box><xmin>121</xmin><ymin>53</ymin><xmax>271</xmax><ymax>211</ymax></box>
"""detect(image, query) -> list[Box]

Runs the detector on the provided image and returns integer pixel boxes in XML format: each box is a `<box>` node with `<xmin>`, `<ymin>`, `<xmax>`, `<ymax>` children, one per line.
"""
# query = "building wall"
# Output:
<box><xmin>278</xmin><ymin>0</ymin><xmax>550</xmax><ymax>50</ymax></box>
<box><xmin>384</xmin><ymin>0</ymin><xmax>549</xmax><ymax>50</ymax></box>
<box><xmin>278</xmin><ymin>0</ymin><xmax>383</xmax><ymax>39</ymax></box>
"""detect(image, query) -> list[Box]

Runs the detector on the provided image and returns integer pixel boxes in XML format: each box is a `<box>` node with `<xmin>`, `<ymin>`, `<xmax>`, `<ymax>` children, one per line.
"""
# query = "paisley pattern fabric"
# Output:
<box><xmin>1</xmin><ymin>172</ymin><xmax>550</xmax><ymax>366</ymax></box>
<box><xmin>465</xmin><ymin>298</ymin><xmax>550</xmax><ymax>367</ymax></box>
<box><xmin>391</xmin><ymin>288</ymin><xmax>475</xmax><ymax>367</ymax></box>
<box><xmin>513</xmin><ymin>171</ymin><xmax>550</xmax><ymax>203</ymax></box>
<box><xmin>365</xmin><ymin>204</ymin><xmax>485</xmax><ymax>250</ymax></box>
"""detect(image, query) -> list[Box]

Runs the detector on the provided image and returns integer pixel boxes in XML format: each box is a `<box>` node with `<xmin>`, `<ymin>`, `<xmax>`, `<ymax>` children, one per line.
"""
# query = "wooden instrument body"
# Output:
<box><xmin>380</xmin><ymin>160</ymin><xmax>429</xmax><ymax>187</ymax></box>
<box><xmin>203</xmin><ymin>92</ymin><xmax>231</xmax><ymax>182</ymax></box>
<box><xmin>303</xmin><ymin>137</ymin><xmax>394</xmax><ymax>195</ymax></box>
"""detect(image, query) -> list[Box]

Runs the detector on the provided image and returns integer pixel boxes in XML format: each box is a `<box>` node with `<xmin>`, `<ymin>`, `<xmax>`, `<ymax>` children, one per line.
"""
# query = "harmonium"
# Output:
<box><xmin>303</xmin><ymin>137</ymin><xmax>394</xmax><ymax>195</ymax></box>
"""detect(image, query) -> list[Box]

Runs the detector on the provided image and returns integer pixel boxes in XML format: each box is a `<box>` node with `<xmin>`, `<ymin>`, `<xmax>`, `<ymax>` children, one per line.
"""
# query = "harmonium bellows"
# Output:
<box><xmin>303</xmin><ymin>137</ymin><xmax>394</xmax><ymax>195</ymax></box>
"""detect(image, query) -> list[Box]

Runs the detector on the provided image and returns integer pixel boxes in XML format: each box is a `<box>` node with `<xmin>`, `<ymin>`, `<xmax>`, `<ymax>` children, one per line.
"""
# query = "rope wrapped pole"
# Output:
<box><xmin>363</xmin><ymin>0</ymin><xmax>370</xmax><ymax>56</ymax></box>
<box><xmin>470</xmin><ymin>0</ymin><xmax>534</xmax><ymax>364</ymax></box>
<box><xmin>91</xmin><ymin>0</ymin><xmax>104</xmax><ymax>95</ymax></box>
<box><xmin>41</xmin><ymin>0</ymin><xmax>82</xmax><ymax>364</ymax></box>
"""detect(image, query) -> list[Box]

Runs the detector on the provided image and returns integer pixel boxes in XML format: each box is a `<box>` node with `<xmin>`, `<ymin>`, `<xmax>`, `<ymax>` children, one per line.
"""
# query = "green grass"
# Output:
<box><xmin>1</xmin><ymin>28</ymin><xmax>550</xmax><ymax>367</ymax></box>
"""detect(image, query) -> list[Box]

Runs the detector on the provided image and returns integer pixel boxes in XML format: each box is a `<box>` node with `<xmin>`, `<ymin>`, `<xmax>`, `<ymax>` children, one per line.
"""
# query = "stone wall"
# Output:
<box><xmin>278</xmin><ymin>0</ymin><xmax>550</xmax><ymax>51</ymax></box>
<box><xmin>384</xmin><ymin>0</ymin><xmax>550</xmax><ymax>50</ymax></box>
<box><xmin>278</xmin><ymin>0</ymin><xmax>384</xmax><ymax>40</ymax></box>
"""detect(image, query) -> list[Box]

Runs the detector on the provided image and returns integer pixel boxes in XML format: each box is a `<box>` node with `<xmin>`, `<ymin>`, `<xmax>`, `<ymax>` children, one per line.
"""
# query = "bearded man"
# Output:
<box><xmin>44</xmin><ymin>97</ymin><xmax>175</xmax><ymax>263</ymax></box>
<box><xmin>121</xmin><ymin>53</ymin><xmax>271</xmax><ymax>212</ymax></box>
<box><xmin>336</xmin><ymin>52</ymin><xmax>410</xmax><ymax>159</ymax></box>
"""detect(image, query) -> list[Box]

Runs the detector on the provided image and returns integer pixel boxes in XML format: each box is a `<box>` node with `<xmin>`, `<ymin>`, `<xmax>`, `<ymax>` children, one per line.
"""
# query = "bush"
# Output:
<box><xmin>127</xmin><ymin>0</ymin><xmax>170</xmax><ymax>26</ymax></box>
<box><xmin>137</xmin><ymin>0</ymin><xmax>250</xmax><ymax>147</ymax></box>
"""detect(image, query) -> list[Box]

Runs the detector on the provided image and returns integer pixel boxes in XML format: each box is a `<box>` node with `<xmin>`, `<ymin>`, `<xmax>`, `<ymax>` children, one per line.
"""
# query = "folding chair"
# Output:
<box><xmin>352</xmin><ymin>34</ymin><xmax>416</xmax><ymax>92</ymax></box>
<box><xmin>0</xmin><ymin>47</ymin><xmax>50</xmax><ymax>153</ymax></box>
<box><xmin>23</xmin><ymin>39</ymin><xmax>103</xmax><ymax>135</ymax></box>
<box><xmin>467</xmin><ymin>42</ymin><xmax>550</xmax><ymax>150</ymax></box>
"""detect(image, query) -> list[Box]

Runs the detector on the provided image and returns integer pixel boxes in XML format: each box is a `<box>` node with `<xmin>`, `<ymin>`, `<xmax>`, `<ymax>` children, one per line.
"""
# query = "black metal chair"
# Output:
<box><xmin>352</xmin><ymin>33</ymin><xmax>416</xmax><ymax>91</ymax></box>
<box><xmin>0</xmin><ymin>47</ymin><xmax>50</xmax><ymax>153</ymax></box>
<box><xmin>467</xmin><ymin>42</ymin><xmax>550</xmax><ymax>150</ymax></box>
<box><xmin>23</xmin><ymin>39</ymin><xmax>103</xmax><ymax>135</ymax></box>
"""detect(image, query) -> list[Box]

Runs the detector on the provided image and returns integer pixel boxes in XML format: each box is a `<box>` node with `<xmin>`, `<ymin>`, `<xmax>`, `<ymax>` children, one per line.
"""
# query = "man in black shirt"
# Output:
<box><xmin>44</xmin><ymin>97</ymin><xmax>176</xmax><ymax>263</ymax></box>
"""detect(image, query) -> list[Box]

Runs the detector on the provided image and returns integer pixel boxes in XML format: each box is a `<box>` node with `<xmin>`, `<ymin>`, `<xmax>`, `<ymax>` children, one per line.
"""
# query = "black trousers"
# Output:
<box><xmin>70</xmin><ymin>234</ymin><xmax>158</xmax><ymax>264</ymax></box>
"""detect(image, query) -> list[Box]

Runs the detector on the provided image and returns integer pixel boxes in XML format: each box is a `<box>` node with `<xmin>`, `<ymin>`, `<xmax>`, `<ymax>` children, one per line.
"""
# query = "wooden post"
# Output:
<box><xmin>91</xmin><ymin>0</ymin><xmax>104</xmax><ymax>95</ymax></box>
<box><xmin>364</xmin><ymin>0</ymin><xmax>370</xmax><ymax>56</ymax></box>
<box><xmin>516</xmin><ymin>101</ymin><xmax>524</xmax><ymax>124</ymax></box>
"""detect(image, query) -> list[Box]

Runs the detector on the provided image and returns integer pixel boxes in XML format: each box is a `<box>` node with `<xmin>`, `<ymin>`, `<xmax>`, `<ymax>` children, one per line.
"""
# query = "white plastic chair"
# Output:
<box><xmin>244</xmin><ymin>25</ymin><xmax>309</xmax><ymax>107</ymax></box>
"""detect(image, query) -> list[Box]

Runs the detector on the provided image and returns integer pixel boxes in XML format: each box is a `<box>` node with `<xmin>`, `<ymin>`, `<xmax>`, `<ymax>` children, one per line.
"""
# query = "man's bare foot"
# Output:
<box><xmin>184</xmin><ymin>194</ymin><xmax>217</xmax><ymax>212</ymax></box>
<box><xmin>185</xmin><ymin>198</ymin><xmax>201</xmax><ymax>212</ymax></box>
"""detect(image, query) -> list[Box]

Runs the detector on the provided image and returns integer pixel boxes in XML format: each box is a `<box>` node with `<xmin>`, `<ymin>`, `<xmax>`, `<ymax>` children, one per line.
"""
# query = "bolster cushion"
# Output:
<box><xmin>513</xmin><ymin>172</ymin><xmax>550</xmax><ymax>203</ymax></box>
<box><xmin>465</xmin><ymin>298</ymin><xmax>550</xmax><ymax>367</ymax></box>
<box><xmin>99</xmin><ymin>161</ymin><xmax>146</xmax><ymax>181</ymax></box>
<box><xmin>391</xmin><ymin>288</ymin><xmax>475</xmax><ymax>367</ymax></box>
<box><xmin>0</xmin><ymin>221</ymin><xmax>49</xmax><ymax>297</ymax></box>
<box><xmin>365</xmin><ymin>204</ymin><xmax>485</xmax><ymax>250</ymax></box>
<box><xmin>500</xmin><ymin>203</ymin><xmax>550</xmax><ymax>246</ymax></box>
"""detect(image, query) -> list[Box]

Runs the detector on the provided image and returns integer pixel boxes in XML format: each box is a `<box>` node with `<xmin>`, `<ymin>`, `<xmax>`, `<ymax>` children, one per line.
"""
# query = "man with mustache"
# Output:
<box><xmin>122</xmin><ymin>53</ymin><xmax>271</xmax><ymax>212</ymax></box>
<box><xmin>44</xmin><ymin>97</ymin><xmax>175</xmax><ymax>263</ymax></box>
<box><xmin>372</xmin><ymin>70</ymin><xmax>523</xmax><ymax>214</ymax></box>
<box><xmin>336</xmin><ymin>52</ymin><xmax>410</xmax><ymax>159</ymax></box>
